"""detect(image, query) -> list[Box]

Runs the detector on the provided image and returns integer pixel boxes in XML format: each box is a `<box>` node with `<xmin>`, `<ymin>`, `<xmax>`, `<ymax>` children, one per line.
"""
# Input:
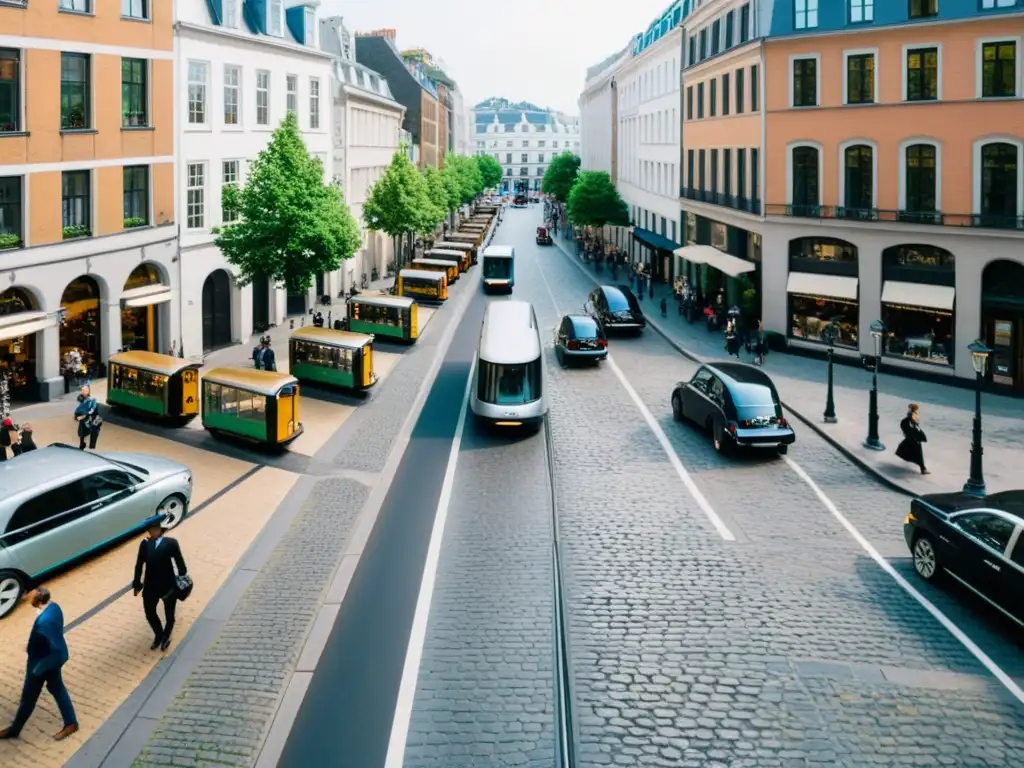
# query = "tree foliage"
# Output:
<box><xmin>475</xmin><ymin>154</ymin><xmax>503</xmax><ymax>190</ymax></box>
<box><xmin>215</xmin><ymin>112</ymin><xmax>360</xmax><ymax>294</ymax></box>
<box><xmin>443</xmin><ymin>153</ymin><xmax>484</xmax><ymax>205</ymax></box>
<box><xmin>362</xmin><ymin>149</ymin><xmax>431</xmax><ymax>240</ymax></box>
<box><xmin>419</xmin><ymin>166</ymin><xmax>449</xmax><ymax>234</ymax></box>
<box><xmin>541</xmin><ymin>152</ymin><xmax>581</xmax><ymax>203</ymax></box>
<box><xmin>566</xmin><ymin>171</ymin><xmax>629</xmax><ymax>229</ymax></box>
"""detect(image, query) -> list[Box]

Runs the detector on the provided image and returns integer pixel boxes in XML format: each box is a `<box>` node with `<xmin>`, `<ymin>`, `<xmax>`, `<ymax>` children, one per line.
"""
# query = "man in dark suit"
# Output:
<box><xmin>0</xmin><ymin>587</ymin><xmax>78</xmax><ymax>741</ymax></box>
<box><xmin>133</xmin><ymin>518</ymin><xmax>188</xmax><ymax>652</ymax></box>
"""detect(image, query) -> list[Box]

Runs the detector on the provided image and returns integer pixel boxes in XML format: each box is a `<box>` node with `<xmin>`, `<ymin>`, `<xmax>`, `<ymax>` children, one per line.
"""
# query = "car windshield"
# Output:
<box><xmin>570</xmin><ymin>317</ymin><xmax>600</xmax><ymax>337</ymax></box>
<box><xmin>729</xmin><ymin>382</ymin><xmax>780</xmax><ymax>420</ymax></box>
<box><xmin>484</xmin><ymin>257</ymin><xmax>512</xmax><ymax>279</ymax></box>
<box><xmin>477</xmin><ymin>360</ymin><xmax>542</xmax><ymax>405</ymax></box>
<box><xmin>603</xmin><ymin>289</ymin><xmax>631</xmax><ymax>312</ymax></box>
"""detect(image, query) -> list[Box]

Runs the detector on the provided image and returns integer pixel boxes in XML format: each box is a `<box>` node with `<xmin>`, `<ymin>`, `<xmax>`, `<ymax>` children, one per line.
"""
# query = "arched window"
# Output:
<box><xmin>904</xmin><ymin>144</ymin><xmax>937</xmax><ymax>214</ymax></box>
<box><xmin>124</xmin><ymin>263</ymin><xmax>163</xmax><ymax>291</ymax></box>
<box><xmin>843</xmin><ymin>144</ymin><xmax>873</xmax><ymax>213</ymax></box>
<box><xmin>789</xmin><ymin>237</ymin><xmax>858</xmax><ymax>265</ymax></box>
<box><xmin>0</xmin><ymin>287</ymin><xmax>36</xmax><ymax>317</ymax></box>
<box><xmin>980</xmin><ymin>143</ymin><xmax>1018</xmax><ymax>223</ymax></box>
<box><xmin>791</xmin><ymin>146</ymin><xmax>819</xmax><ymax>214</ymax></box>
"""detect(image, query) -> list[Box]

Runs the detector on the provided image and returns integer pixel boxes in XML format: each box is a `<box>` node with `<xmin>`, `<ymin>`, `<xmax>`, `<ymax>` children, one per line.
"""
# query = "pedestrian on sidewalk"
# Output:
<box><xmin>18</xmin><ymin>422</ymin><xmax>37</xmax><ymax>453</ymax></box>
<box><xmin>660</xmin><ymin>296</ymin><xmax>667</xmax><ymax>317</ymax></box>
<box><xmin>0</xmin><ymin>587</ymin><xmax>79</xmax><ymax>742</ymax></box>
<box><xmin>895</xmin><ymin>403</ymin><xmax>930</xmax><ymax>475</ymax></box>
<box><xmin>133</xmin><ymin>518</ymin><xmax>188</xmax><ymax>652</ymax></box>
<box><xmin>74</xmin><ymin>384</ymin><xmax>102</xmax><ymax>450</ymax></box>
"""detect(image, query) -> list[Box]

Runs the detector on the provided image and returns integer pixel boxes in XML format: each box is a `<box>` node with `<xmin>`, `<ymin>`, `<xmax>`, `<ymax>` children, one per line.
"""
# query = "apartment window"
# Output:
<box><xmin>688</xmin><ymin>36</ymin><xmax>696</xmax><ymax>66</ymax></box>
<box><xmin>698</xmin><ymin>149</ymin><xmax>706</xmax><ymax>190</ymax></box>
<box><xmin>256</xmin><ymin>70</ymin><xmax>269</xmax><ymax>125</ymax></box>
<box><xmin>223</xmin><ymin>0</ymin><xmax>239</xmax><ymax>27</ymax></box>
<box><xmin>222</xmin><ymin>160</ymin><xmax>240</xmax><ymax>222</ymax></box>
<box><xmin>792</xmin><ymin>146</ymin><xmax>820</xmax><ymax>210</ymax></box>
<box><xmin>710</xmin><ymin>149</ymin><xmax>719</xmax><ymax>193</ymax></box>
<box><xmin>121</xmin><ymin>0</ymin><xmax>148</xmax><ymax>20</ymax></box>
<box><xmin>699</xmin><ymin>29</ymin><xmax>708</xmax><ymax>60</ymax></box>
<box><xmin>740</xmin><ymin>3</ymin><xmax>750</xmax><ymax>42</ymax></box>
<box><xmin>697</xmin><ymin>82</ymin><xmax>704</xmax><ymax>118</ymax></box>
<box><xmin>0</xmin><ymin>177</ymin><xmax>22</xmax><ymax>246</ymax></box>
<box><xmin>309</xmin><ymin>78</ymin><xmax>320</xmax><ymax>129</ymax></box>
<box><xmin>520</xmin><ymin>167</ymin><xmax>528</xmax><ymax>176</ymax></box>
<box><xmin>722</xmin><ymin>73</ymin><xmax>731</xmax><ymax>116</ymax></box>
<box><xmin>908</xmin><ymin>0</ymin><xmax>937</xmax><ymax>17</ymax></box>
<box><xmin>304</xmin><ymin>8</ymin><xmax>316</xmax><ymax>46</ymax></box>
<box><xmin>736</xmin><ymin>69</ymin><xmax>745</xmax><ymax>113</ymax></box>
<box><xmin>538</xmin><ymin>140</ymin><xmax>545</xmax><ymax>148</ymax></box>
<box><xmin>906</xmin><ymin>47</ymin><xmax>938</xmax><ymax>101</ymax></box>
<box><xmin>268</xmin><ymin>0</ymin><xmax>283</xmax><ymax>36</ymax></box>
<box><xmin>844</xmin><ymin>145</ymin><xmax>874</xmax><ymax>210</ymax></box>
<box><xmin>538</xmin><ymin>153</ymin><xmax>545</xmax><ymax>163</ymax></box>
<box><xmin>121</xmin><ymin>58</ymin><xmax>147</xmax><ymax>127</ymax></box>
<box><xmin>123</xmin><ymin>166</ymin><xmax>148</xmax><ymax>226</ymax></box>
<box><xmin>723</xmin><ymin>150</ymin><xmax>732</xmax><ymax>198</ymax></box>
<box><xmin>904</xmin><ymin>144</ymin><xmax>937</xmax><ymax>213</ymax></box>
<box><xmin>794</xmin><ymin>0</ymin><xmax>818</xmax><ymax>29</ymax></box>
<box><xmin>725</xmin><ymin>12</ymin><xmax>735</xmax><ymax>48</ymax></box>
<box><xmin>980</xmin><ymin>143</ymin><xmax>1018</xmax><ymax>221</ymax></box>
<box><xmin>522</xmin><ymin>140</ymin><xmax>529</xmax><ymax>148</ymax></box>
<box><xmin>286</xmin><ymin>74</ymin><xmax>297</xmax><ymax>114</ymax></box>
<box><xmin>188</xmin><ymin>61</ymin><xmax>208</xmax><ymax>124</ymax></box>
<box><xmin>711</xmin><ymin>20</ymin><xmax>721</xmax><ymax>55</ymax></box>
<box><xmin>687</xmin><ymin>149</ymin><xmax>694</xmax><ymax>189</ymax></box>
<box><xmin>686</xmin><ymin>86</ymin><xmax>693</xmax><ymax>119</ymax></box>
<box><xmin>224</xmin><ymin>66</ymin><xmax>240</xmax><ymax>125</ymax></box>
<box><xmin>709</xmin><ymin>78</ymin><xmax>717</xmax><ymax>117</ymax></box>
<box><xmin>981</xmin><ymin>0</ymin><xmax>1016</xmax><ymax>8</ymax></box>
<box><xmin>186</xmin><ymin>163</ymin><xmax>206</xmax><ymax>229</ymax></box>
<box><xmin>521</xmin><ymin>153</ymin><xmax>528</xmax><ymax>163</ymax></box>
<box><xmin>982</xmin><ymin>42</ymin><xmax>1016</xmax><ymax>98</ymax></box>
<box><xmin>60</xmin><ymin>53</ymin><xmax>90</xmax><ymax>130</ymax></box>
<box><xmin>61</xmin><ymin>171</ymin><xmax>91</xmax><ymax>237</ymax></box>
<box><xmin>846</xmin><ymin>53</ymin><xmax>875</xmax><ymax>104</ymax></box>
<box><xmin>505</xmin><ymin>153</ymin><xmax>512</xmax><ymax>164</ymax></box>
<box><xmin>792</xmin><ymin>58</ymin><xmax>817</xmax><ymax>107</ymax></box>
<box><xmin>849</xmin><ymin>0</ymin><xmax>873</xmax><ymax>23</ymax></box>
<box><xmin>737</xmin><ymin>149</ymin><xmax>747</xmax><ymax>200</ymax></box>
<box><xmin>751</xmin><ymin>65</ymin><xmax>759</xmax><ymax>110</ymax></box>
<box><xmin>0</xmin><ymin>50</ymin><xmax>20</xmax><ymax>133</ymax></box>
<box><xmin>59</xmin><ymin>0</ymin><xmax>89</xmax><ymax>11</ymax></box>
<box><xmin>751</xmin><ymin>148</ymin><xmax>760</xmax><ymax>202</ymax></box>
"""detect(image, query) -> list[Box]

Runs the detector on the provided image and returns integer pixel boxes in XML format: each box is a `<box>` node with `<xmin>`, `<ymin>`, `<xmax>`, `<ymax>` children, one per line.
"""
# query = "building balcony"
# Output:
<box><xmin>764</xmin><ymin>205</ymin><xmax>1024</xmax><ymax>231</ymax></box>
<box><xmin>680</xmin><ymin>188</ymin><xmax>761</xmax><ymax>215</ymax></box>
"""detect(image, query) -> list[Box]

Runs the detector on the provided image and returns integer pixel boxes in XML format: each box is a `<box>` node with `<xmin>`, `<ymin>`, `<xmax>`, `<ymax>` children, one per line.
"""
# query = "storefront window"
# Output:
<box><xmin>789</xmin><ymin>294</ymin><xmax>859</xmax><ymax>348</ymax></box>
<box><xmin>789</xmin><ymin>237</ymin><xmax>858</xmax><ymax>266</ymax></box>
<box><xmin>0</xmin><ymin>287</ymin><xmax>37</xmax><ymax>394</ymax></box>
<box><xmin>685</xmin><ymin>212</ymin><xmax>696</xmax><ymax>244</ymax></box>
<box><xmin>60</xmin><ymin>276</ymin><xmax>101</xmax><ymax>376</ymax></box>
<box><xmin>710</xmin><ymin>222</ymin><xmax>727</xmax><ymax>251</ymax></box>
<box><xmin>747</xmin><ymin>232</ymin><xmax>761</xmax><ymax>262</ymax></box>
<box><xmin>881</xmin><ymin>304</ymin><xmax>953</xmax><ymax>365</ymax></box>
<box><xmin>121</xmin><ymin>263</ymin><xmax>164</xmax><ymax>352</ymax></box>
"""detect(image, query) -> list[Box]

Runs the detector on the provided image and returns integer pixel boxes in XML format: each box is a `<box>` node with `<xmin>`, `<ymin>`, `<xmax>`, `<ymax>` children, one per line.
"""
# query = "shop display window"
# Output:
<box><xmin>881</xmin><ymin>304</ymin><xmax>953</xmax><ymax>365</ymax></box>
<box><xmin>789</xmin><ymin>294</ymin><xmax>859</xmax><ymax>347</ymax></box>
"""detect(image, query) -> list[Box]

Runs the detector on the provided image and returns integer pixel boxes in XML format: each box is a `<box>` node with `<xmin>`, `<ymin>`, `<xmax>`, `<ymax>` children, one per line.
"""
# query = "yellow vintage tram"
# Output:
<box><xmin>397</xmin><ymin>269</ymin><xmax>448</xmax><ymax>302</ymax></box>
<box><xmin>107</xmin><ymin>351</ymin><xmax>201</xmax><ymax>420</ymax></box>
<box><xmin>289</xmin><ymin>327</ymin><xmax>377</xmax><ymax>390</ymax></box>
<box><xmin>201</xmin><ymin>368</ymin><xmax>303</xmax><ymax>446</ymax></box>
<box><xmin>412</xmin><ymin>258</ymin><xmax>460</xmax><ymax>284</ymax></box>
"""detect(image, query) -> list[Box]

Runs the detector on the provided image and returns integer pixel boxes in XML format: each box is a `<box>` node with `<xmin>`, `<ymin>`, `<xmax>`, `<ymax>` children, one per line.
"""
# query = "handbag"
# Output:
<box><xmin>175</xmin><ymin>574</ymin><xmax>194</xmax><ymax>601</ymax></box>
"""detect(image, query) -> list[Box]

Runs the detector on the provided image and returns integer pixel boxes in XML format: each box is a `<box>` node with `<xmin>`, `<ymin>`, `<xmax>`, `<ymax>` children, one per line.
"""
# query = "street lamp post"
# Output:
<box><xmin>821</xmin><ymin>321</ymin><xmax>839</xmax><ymax>423</ymax></box>
<box><xmin>863</xmin><ymin>319</ymin><xmax>885</xmax><ymax>451</ymax></box>
<box><xmin>962</xmin><ymin>339</ymin><xmax>993</xmax><ymax>496</ymax></box>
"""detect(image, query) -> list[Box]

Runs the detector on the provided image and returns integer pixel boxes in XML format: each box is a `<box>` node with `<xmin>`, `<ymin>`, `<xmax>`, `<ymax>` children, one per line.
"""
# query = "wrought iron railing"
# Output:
<box><xmin>680</xmin><ymin>188</ymin><xmax>762</xmax><ymax>214</ymax></box>
<box><xmin>764</xmin><ymin>204</ymin><xmax>1024</xmax><ymax>230</ymax></box>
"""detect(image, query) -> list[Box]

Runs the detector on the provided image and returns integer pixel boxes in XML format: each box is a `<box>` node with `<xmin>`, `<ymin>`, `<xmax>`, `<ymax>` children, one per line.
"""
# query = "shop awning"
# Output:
<box><xmin>632</xmin><ymin>227</ymin><xmax>680</xmax><ymax>252</ymax></box>
<box><xmin>0</xmin><ymin>311</ymin><xmax>53</xmax><ymax>342</ymax></box>
<box><xmin>881</xmin><ymin>280</ymin><xmax>955</xmax><ymax>311</ymax></box>
<box><xmin>787</xmin><ymin>272</ymin><xmax>859</xmax><ymax>301</ymax></box>
<box><xmin>121</xmin><ymin>285</ymin><xmax>172</xmax><ymax>308</ymax></box>
<box><xmin>673</xmin><ymin>245</ymin><xmax>757</xmax><ymax>277</ymax></box>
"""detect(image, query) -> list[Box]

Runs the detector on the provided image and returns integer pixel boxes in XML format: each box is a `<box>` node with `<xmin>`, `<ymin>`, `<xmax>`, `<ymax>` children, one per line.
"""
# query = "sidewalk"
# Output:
<box><xmin>558</xmin><ymin>243</ymin><xmax>1022</xmax><ymax>498</ymax></box>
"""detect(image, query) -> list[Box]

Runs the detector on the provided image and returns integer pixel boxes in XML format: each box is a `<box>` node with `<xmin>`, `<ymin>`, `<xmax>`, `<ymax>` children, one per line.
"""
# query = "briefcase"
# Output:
<box><xmin>175</xmin><ymin>574</ymin><xmax>194</xmax><ymax>602</ymax></box>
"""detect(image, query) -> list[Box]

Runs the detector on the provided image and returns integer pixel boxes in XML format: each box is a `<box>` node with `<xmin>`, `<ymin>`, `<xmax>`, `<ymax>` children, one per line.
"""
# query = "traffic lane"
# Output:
<box><xmin>403</xmin><ymin>420</ymin><xmax>556</xmax><ymax>768</ymax></box>
<box><xmin>276</xmin><ymin>287</ymin><xmax>487</xmax><ymax>768</ymax></box>
<box><xmin>514</xmin><ymin>233</ymin><xmax>1024</xmax><ymax>763</ymax></box>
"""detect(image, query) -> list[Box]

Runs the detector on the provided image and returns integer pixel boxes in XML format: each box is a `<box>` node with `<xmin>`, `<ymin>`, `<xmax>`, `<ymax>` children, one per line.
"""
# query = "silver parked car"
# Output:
<box><xmin>0</xmin><ymin>444</ymin><xmax>193</xmax><ymax>618</ymax></box>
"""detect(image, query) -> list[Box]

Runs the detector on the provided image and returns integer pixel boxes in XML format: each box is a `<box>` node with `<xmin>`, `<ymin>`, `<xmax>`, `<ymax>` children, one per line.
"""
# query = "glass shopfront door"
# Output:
<box><xmin>987</xmin><ymin>316</ymin><xmax>1022</xmax><ymax>393</ymax></box>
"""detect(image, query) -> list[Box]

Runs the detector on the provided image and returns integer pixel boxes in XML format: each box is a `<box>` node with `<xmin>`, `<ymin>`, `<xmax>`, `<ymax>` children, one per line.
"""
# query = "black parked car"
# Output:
<box><xmin>671</xmin><ymin>362</ymin><xmax>795</xmax><ymax>455</ymax></box>
<box><xmin>904</xmin><ymin>490</ymin><xmax>1024</xmax><ymax>625</ymax></box>
<box><xmin>554</xmin><ymin>314</ymin><xmax>607</xmax><ymax>365</ymax></box>
<box><xmin>584</xmin><ymin>285</ymin><xmax>645</xmax><ymax>333</ymax></box>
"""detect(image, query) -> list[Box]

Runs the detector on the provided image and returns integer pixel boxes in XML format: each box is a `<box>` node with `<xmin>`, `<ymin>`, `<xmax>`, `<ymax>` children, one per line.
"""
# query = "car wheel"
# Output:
<box><xmin>776</xmin><ymin>444</ymin><xmax>789</xmax><ymax>456</ymax></box>
<box><xmin>671</xmin><ymin>392</ymin><xmax>684</xmax><ymax>422</ymax></box>
<box><xmin>912</xmin><ymin>535</ymin><xmax>939</xmax><ymax>581</ymax></box>
<box><xmin>0</xmin><ymin>571</ymin><xmax>25</xmax><ymax>619</ymax></box>
<box><xmin>157</xmin><ymin>495</ymin><xmax>188</xmax><ymax>529</ymax></box>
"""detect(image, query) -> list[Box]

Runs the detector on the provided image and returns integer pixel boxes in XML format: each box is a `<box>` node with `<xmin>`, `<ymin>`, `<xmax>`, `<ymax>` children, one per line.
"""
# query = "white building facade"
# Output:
<box><xmin>579</xmin><ymin>46</ymin><xmax>630</xmax><ymax>177</ymax></box>
<box><xmin>473</xmin><ymin>99</ymin><xmax>580</xmax><ymax>193</ymax></box>
<box><xmin>176</xmin><ymin>0</ymin><xmax>333</xmax><ymax>358</ymax></box>
<box><xmin>449</xmin><ymin>88</ymin><xmax>470</xmax><ymax>156</ymax></box>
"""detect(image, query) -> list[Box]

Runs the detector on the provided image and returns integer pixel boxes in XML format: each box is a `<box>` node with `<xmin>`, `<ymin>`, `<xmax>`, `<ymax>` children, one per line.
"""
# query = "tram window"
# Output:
<box><xmin>116</xmin><ymin>367</ymin><xmax>167</xmax><ymax>401</ymax></box>
<box><xmin>236</xmin><ymin>392</ymin><xmax>265</xmax><ymax>421</ymax></box>
<box><xmin>205</xmin><ymin>382</ymin><xmax>222</xmax><ymax>413</ymax></box>
<box><xmin>294</xmin><ymin>341</ymin><xmax>351</xmax><ymax>370</ymax></box>
<box><xmin>477</xmin><ymin>359</ymin><xmax>542</xmax><ymax>404</ymax></box>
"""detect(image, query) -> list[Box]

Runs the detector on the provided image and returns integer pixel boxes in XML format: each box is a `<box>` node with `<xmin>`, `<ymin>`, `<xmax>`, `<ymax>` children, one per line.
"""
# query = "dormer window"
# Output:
<box><xmin>223</xmin><ymin>0</ymin><xmax>238</xmax><ymax>28</ymax></box>
<box><xmin>304</xmin><ymin>8</ymin><xmax>316</xmax><ymax>46</ymax></box>
<box><xmin>268</xmin><ymin>0</ymin><xmax>283</xmax><ymax>36</ymax></box>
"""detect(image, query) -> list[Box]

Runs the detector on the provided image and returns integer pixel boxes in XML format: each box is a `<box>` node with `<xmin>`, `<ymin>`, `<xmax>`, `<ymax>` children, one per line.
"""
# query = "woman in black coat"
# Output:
<box><xmin>895</xmin><ymin>403</ymin><xmax>929</xmax><ymax>474</ymax></box>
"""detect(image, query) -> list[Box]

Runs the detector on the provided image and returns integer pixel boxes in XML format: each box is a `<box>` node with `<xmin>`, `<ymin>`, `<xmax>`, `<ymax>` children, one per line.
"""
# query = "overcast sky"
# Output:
<box><xmin>321</xmin><ymin>0</ymin><xmax>675</xmax><ymax>115</ymax></box>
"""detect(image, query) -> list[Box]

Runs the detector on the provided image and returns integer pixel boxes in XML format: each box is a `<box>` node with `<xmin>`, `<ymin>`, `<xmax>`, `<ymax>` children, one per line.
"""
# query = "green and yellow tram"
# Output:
<box><xmin>435</xmin><ymin>240</ymin><xmax>476</xmax><ymax>268</ymax></box>
<box><xmin>289</xmin><ymin>327</ymin><xmax>377</xmax><ymax>390</ymax></box>
<box><xmin>452</xmin><ymin>230</ymin><xmax>484</xmax><ymax>247</ymax></box>
<box><xmin>201</xmin><ymin>368</ymin><xmax>303</xmax><ymax>446</ymax></box>
<box><xmin>397</xmin><ymin>269</ymin><xmax>447</xmax><ymax>303</ymax></box>
<box><xmin>423</xmin><ymin>249</ymin><xmax>467</xmax><ymax>276</ymax></box>
<box><xmin>107</xmin><ymin>351</ymin><xmax>201</xmax><ymax>420</ymax></box>
<box><xmin>347</xmin><ymin>295</ymin><xmax>419</xmax><ymax>343</ymax></box>
<box><xmin>412</xmin><ymin>257</ymin><xmax>460</xmax><ymax>284</ymax></box>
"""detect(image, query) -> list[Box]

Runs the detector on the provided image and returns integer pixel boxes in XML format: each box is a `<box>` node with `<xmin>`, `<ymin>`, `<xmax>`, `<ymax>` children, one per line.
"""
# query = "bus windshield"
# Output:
<box><xmin>483</xmin><ymin>257</ymin><xmax>512</xmax><ymax>280</ymax></box>
<box><xmin>477</xmin><ymin>359</ymin><xmax>541</xmax><ymax>404</ymax></box>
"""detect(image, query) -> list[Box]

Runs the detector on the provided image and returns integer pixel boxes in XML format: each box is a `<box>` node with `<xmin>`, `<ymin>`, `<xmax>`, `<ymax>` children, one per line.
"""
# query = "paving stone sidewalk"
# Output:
<box><xmin>560</xmin><ymin>244</ymin><xmax>1022</xmax><ymax>498</ymax></box>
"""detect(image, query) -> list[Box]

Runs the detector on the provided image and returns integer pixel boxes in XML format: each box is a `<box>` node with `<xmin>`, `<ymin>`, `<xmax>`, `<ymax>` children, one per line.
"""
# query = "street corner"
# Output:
<box><xmin>0</xmin><ymin>465</ymin><xmax>299</xmax><ymax>768</ymax></box>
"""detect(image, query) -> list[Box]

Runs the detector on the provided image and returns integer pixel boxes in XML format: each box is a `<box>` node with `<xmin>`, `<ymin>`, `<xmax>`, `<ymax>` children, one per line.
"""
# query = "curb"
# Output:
<box><xmin>550</xmin><ymin>234</ymin><xmax>917</xmax><ymax>499</ymax></box>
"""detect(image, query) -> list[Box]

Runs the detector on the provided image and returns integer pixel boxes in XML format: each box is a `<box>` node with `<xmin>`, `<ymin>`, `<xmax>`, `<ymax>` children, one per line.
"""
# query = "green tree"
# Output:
<box><xmin>541</xmin><ymin>152</ymin><xmax>581</xmax><ymax>203</ymax></box>
<box><xmin>566</xmin><ymin>171</ymin><xmax>629</xmax><ymax>236</ymax></box>
<box><xmin>475</xmin><ymin>154</ymin><xmax>503</xmax><ymax>190</ymax></box>
<box><xmin>444</xmin><ymin>153</ymin><xmax>483</xmax><ymax>205</ymax></box>
<box><xmin>419</xmin><ymin>166</ymin><xmax>449</xmax><ymax>236</ymax></box>
<box><xmin>439</xmin><ymin>160</ymin><xmax>463</xmax><ymax>221</ymax></box>
<box><xmin>215</xmin><ymin>112</ymin><xmax>360</xmax><ymax>293</ymax></box>
<box><xmin>362</xmin><ymin>148</ymin><xmax>431</xmax><ymax>268</ymax></box>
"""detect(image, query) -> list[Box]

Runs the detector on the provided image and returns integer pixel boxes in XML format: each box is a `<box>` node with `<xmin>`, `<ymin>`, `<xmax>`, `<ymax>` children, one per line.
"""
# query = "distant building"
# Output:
<box><xmin>473</xmin><ymin>98</ymin><xmax>580</xmax><ymax>192</ymax></box>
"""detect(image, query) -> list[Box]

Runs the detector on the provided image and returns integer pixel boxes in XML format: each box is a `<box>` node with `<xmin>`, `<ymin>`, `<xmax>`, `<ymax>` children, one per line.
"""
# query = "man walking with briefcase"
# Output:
<box><xmin>133</xmin><ymin>518</ymin><xmax>190</xmax><ymax>652</ymax></box>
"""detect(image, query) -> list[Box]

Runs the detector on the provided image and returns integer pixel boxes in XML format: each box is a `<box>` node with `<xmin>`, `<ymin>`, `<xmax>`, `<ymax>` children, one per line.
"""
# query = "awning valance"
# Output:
<box><xmin>881</xmin><ymin>280</ymin><xmax>955</xmax><ymax>311</ymax></box>
<box><xmin>0</xmin><ymin>311</ymin><xmax>53</xmax><ymax>342</ymax></box>
<box><xmin>674</xmin><ymin>245</ymin><xmax>757</xmax><ymax>277</ymax></box>
<box><xmin>121</xmin><ymin>284</ymin><xmax>172</xmax><ymax>309</ymax></box>
<box><xmin>787</xmin><ymin>272</ymin><xmax>859</xmax><ymax>301</ymax></box>
<box><xmin>633</xmin><ymin>227</ymin><xmax>680</xmax><ymax>252</ymax></box>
